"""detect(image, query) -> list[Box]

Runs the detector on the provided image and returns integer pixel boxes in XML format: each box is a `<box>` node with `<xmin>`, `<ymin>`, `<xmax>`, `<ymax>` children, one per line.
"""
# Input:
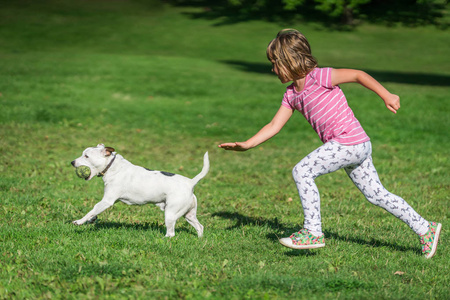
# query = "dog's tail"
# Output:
<box><xmin>191</xmin><ymin>152</ymin><xmax>209</xmax><ymax>186</ymax></box>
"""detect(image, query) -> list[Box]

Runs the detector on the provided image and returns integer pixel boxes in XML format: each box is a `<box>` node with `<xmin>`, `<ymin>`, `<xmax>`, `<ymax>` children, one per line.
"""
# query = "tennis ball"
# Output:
<box><xmin>76</xmin><ymin>165</ymin><xmax>91</xmax><ymax>179</ymax></box>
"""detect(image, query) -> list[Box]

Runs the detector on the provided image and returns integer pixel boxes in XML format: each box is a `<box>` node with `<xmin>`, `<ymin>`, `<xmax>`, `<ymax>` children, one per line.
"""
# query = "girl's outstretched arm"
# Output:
<box><xmin>331</xmin><ymin>69</ymin><xmax>400</xmax><ymax>114</ymax></box>
<box><xmin>219</xmin><ymin>105</ymin><xmax>293</xmax><ymax>151</ymax></box>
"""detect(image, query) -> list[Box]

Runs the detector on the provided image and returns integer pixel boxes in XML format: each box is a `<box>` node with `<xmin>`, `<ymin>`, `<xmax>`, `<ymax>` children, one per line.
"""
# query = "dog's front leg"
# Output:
<box><xmin>73</xmin><ymin>196</ymin><xmax>116</xmax><ymax>225</ymax></box>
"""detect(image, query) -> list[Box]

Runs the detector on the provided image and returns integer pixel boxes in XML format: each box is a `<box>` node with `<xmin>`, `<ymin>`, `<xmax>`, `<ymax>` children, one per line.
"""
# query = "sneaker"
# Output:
<box><xmin>279</xmin><ymin>228</ymin><xmax>325</xmax><ymax>249</ymax></box>
<box><xmin>419</xmin><ymin>222</ymin><xmax>442</xmax><ymax>259</ymax></box>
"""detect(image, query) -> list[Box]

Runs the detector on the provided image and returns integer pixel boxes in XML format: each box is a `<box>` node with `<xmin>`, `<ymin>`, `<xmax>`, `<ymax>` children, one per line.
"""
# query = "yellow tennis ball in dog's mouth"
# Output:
<box><xmin>76</xmin><ymin>165</ymin><xmax>91</xmax><ymax>179</ymax></box>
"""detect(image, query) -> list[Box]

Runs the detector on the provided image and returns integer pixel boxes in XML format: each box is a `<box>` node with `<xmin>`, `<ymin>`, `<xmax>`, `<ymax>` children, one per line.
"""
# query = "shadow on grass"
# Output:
<box><xmin>212</xmin><ymin>212</ymin><xmax>318</xmax><ymax>256</ymax></box>
<box><xmin>212</xmin><ymin>211</ymin><xmax>419</xmax><ymax>254</ymax></box>
<box><xmin>282</xmin><ymin>249</ymin><xmax>318</xmax><ymax>257</ymax></box>
<box><xmin>94</xmin><ymin>220</ymin><xmax>165</xmax><ymax>234</ymax></box>
<box><xmin>221</xmin><ymin>60</ymin><xmax>450</xmax><ymax>87</ymax></box>
<box><xmin>323</xmin><ymin>230</ymin><xmax>420</xmax><ymax>255</ymax></box>
<box><xmin>212</xmin><ymin>211</ymin><xmax>285</xmax><ymax>231</ymax></box>
<box><xmin>71</xmin><ymin>220</ymin><xmax>197</xmax><ymax>236</ymax></box>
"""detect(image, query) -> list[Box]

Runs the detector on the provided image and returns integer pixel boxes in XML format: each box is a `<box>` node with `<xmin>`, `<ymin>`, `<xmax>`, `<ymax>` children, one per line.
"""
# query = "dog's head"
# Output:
<box><xmin>71</xmin><ymin>144</ymin><xmax>115</xmax><ymax>180</ymax></box>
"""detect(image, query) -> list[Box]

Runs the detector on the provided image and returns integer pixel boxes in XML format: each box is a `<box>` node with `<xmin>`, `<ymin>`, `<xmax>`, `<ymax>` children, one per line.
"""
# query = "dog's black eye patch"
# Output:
<box><xmin>160</xmin><ymin>171</ymin><xmax>175</xmax><ymax>177</ymax></box>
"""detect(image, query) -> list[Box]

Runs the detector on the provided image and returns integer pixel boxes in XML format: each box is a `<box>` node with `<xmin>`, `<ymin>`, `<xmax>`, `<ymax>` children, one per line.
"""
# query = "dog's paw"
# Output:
<box><xmin>197</xmin><ymin>225</ymin><xmax>204</xmax><ymax>238</ymax></box>
<box><xmin>72</xmin><ymin>220</ymin><xmax>84</xmax><ymax>225</ymax></box>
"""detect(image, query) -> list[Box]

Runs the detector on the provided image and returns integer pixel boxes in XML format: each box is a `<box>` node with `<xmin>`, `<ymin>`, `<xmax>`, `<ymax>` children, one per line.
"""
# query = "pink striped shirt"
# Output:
<box><xmin>281</xmin><ymin>67</ymin><xmax>370</xmax><ymax>146</ymax></box>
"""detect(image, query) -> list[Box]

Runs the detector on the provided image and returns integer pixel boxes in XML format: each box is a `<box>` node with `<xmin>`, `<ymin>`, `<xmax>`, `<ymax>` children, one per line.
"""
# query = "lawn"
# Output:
<box><xmin>0</xmin><ymin>0</ymin><xmax>449</xmax><ymax>299</ymax></box>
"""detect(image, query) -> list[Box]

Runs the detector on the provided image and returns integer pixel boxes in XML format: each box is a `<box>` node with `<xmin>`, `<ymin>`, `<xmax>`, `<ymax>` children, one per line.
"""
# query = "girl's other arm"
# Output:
<box><xmin>331</xmin><ymin>69</ymin><xmax>400</xmax><ymax>114</ymax></box>
<box><xmin>218</xmin><ymin>105</ymin><xmax>293</xmax><ymax>151</ymax></box>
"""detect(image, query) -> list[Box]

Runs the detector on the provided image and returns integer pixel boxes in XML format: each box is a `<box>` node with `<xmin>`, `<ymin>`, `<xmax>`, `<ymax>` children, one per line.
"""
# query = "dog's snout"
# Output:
<box><xmin>71</xmin><ymin>161</ymin><xmax>76</xmax><ymax>167</ymax></box>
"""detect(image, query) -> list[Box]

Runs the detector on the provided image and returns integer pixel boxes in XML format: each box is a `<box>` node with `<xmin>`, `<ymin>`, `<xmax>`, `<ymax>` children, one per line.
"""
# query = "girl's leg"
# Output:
<box><xmin>291</xmin><ymin>141</ymin><xmax>371</xmax><ymax>236</ymax></box>
<box><xmin>284</xmin><ymin>140</ymin><xmax>440</xmax><ymax>256</ymax></box>
<box><xmin>344</xmin><ymin>154</ymin><xmax>429</xmax><ymax>235</ymax></box>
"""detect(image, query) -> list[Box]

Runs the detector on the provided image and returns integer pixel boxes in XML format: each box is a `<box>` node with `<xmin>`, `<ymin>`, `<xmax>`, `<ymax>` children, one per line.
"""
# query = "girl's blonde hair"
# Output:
<box><xmin>267</xmin><ymin>29</ymin><xmax>317</xmax><ymax>80</ymax></box>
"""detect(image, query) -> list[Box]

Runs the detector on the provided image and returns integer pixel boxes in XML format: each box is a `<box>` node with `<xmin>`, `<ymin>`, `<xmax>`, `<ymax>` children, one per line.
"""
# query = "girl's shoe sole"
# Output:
<box><xmin>279</xmin><ymin>238</ymin><xmax>326</xmax><ymax>250</ymax></box>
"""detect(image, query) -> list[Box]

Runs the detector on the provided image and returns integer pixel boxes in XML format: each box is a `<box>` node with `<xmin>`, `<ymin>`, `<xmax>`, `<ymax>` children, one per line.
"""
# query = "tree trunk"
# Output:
<box><xmin>342</xmin><ymin>5</ymin><xmax>354</xmax><ymax>25</ymax></box>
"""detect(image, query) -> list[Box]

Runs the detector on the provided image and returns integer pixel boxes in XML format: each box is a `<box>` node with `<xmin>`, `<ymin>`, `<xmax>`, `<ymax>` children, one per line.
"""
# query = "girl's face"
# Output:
<box><xmin>271</xmin><ymin>60</ymin><xmax>290</xmax><ymax>84</ymax></box>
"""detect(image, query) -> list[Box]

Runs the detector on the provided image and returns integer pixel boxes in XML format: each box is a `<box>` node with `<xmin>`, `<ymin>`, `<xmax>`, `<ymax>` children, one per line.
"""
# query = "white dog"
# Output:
<box><xmin>71</xmin><ymin>144</ymin><xmax>209</xmax><ymax>237</ymax></box>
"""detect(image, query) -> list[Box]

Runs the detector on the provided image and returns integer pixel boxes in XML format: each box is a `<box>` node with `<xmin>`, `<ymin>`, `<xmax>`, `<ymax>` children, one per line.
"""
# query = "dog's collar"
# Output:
<box><xmin>98</xmin><ymin>154</ymin><xmax>116</xmax><ymax>177</ymax></box>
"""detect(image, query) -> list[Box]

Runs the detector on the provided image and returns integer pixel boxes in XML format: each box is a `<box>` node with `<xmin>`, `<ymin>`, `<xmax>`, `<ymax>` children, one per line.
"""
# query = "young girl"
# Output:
<box><xmin>218</xmin><ymin>29</ymin><xmax>441</xmax><ymax>258</ymax></box>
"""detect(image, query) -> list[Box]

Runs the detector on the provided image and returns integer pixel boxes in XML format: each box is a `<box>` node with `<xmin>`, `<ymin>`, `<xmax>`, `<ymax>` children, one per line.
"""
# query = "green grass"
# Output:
<box><xmin>0</xmin><ymin>0</ymin><xmax>449</xmax><ymax>299</ymax></box>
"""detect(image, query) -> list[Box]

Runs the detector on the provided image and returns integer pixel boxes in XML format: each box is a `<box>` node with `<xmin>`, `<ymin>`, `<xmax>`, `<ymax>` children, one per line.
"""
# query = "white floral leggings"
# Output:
<box><xmin>292</xmin><ymin>141</ymin><xmax>428</xmax><ymax>236</ymax></box>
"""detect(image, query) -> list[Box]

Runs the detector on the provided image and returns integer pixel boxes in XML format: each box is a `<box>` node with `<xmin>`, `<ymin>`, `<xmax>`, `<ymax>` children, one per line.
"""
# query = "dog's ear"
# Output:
<box><xmin>105</xmin><ymin>147</ymin><xmax>115</xmax><ymax>156</ymax></box>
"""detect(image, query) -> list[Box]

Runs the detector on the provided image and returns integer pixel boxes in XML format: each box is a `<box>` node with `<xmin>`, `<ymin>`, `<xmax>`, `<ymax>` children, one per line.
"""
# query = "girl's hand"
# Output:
<box><xmin>218</xmin><ymin>142</ymin><xmax>250</xmax><ymax>151</ymax></box>
<box><xmin>384</xmin><ymin>93</ymin><xmax>400</xmax><ymax>114</ymax></box>
<box><xmin>218</xmin><ymin>106</ymin><xmax>293</xmax><ymax>152</ymax></box>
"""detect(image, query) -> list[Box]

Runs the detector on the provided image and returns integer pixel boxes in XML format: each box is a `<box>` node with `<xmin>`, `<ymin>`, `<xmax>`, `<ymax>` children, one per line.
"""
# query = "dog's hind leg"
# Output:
<box><xmin>164</xmin><ymin>201</ymin><xmax>189</xmax><ymax>237</ymax></box>
<box><xmin>184</xmin><ymin>195</ymin><xmax>204</xmax><ymax>237</ymax></box>
<box><xmin>164</xmin><ymin>211</ymin><xmax>178</xmax><ymax>237</ymax></box>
